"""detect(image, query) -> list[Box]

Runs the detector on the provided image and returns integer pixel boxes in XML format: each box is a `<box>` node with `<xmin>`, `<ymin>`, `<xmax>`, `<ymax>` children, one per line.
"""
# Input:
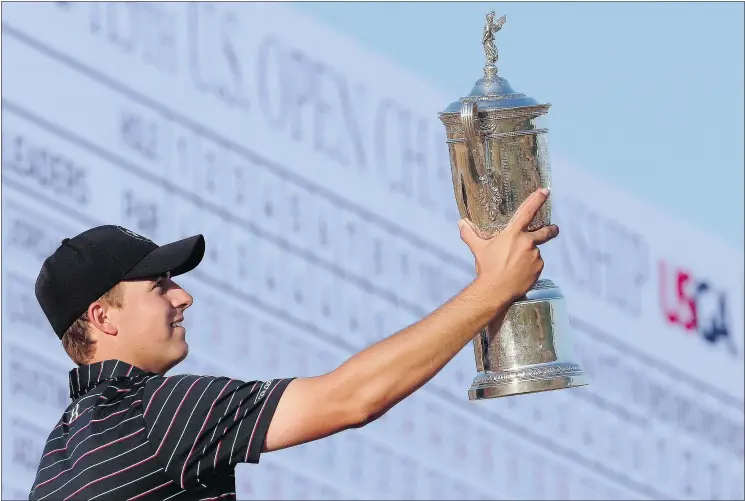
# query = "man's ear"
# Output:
<box><xmin>87</xmin><ymin>301</ymin><xmax>118</xmax><ymax>336</ymax></box>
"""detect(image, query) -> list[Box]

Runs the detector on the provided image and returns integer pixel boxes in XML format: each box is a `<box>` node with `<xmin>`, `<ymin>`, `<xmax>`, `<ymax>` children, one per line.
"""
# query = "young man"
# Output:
<box><xmin>29</xmin><ymin>188</ymin><xmax>557</xmax><ymax>500</ymax></box>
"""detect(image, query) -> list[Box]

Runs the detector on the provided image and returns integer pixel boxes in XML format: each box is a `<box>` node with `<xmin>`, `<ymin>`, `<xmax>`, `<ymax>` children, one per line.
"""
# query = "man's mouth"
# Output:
<box><xmin>170</xmin><ymin>318</ymin><xmax>184</xmax><ymax>328</ymax></box>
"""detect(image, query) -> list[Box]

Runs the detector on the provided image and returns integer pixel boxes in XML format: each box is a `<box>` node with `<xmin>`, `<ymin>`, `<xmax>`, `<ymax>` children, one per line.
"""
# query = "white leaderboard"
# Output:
<box><xmin>2</xmin><ymin>3</ymin><xmax>743</xmax><ymax>500</ymax></box>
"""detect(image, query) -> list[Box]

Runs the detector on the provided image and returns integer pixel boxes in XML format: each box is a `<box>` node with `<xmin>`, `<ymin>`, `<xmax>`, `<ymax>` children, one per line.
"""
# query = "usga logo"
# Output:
<box><xmin>658</xmin><ymin>259</ymin><xmax>737</xmax><ymax>356</ymax></box>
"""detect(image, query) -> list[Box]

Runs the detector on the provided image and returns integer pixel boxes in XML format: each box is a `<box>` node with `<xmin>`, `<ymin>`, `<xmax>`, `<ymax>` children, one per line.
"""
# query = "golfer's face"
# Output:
<box><xmin>115</xmin><ymin>273</ymin><xmax>194</xmax><ymax>373</ymax></box>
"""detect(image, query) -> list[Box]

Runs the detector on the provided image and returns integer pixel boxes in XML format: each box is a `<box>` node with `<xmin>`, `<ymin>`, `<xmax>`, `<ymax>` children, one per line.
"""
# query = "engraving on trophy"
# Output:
<box><xmin>477</xmin><ymin>166</ymin><xmax>501</xmax><ymax>223</ymax></box>
<box><xmin>437</xmin><ymin>12</ymin><xmax>588</xmax><ymax>399</ymax></box>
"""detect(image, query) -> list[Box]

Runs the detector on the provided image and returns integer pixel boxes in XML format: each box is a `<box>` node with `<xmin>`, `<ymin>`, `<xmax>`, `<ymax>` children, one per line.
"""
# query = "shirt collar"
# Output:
<box><xmin>68</xmin><ymin>360</ymin><xmax>151</xmax><ymax>399</ymax></box>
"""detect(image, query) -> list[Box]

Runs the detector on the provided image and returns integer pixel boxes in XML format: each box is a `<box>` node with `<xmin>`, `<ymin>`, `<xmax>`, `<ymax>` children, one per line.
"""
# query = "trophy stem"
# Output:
<box><xmin>467</xmin><ymin>279</ymin><xmax>588</xmax><ymax>400</ymax></box>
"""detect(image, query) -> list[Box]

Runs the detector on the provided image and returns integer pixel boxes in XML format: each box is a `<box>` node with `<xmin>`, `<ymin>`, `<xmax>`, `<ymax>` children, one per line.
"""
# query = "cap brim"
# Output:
<box><xmin>122</xmin><ymin>234</ymin><xmax>205</xmax><ymax>280</ymax></box>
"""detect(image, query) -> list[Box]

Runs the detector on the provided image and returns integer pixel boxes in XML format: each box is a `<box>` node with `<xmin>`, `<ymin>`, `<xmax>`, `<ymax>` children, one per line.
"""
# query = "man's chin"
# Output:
<box><xmin>175</xmin><ymin>342</ymin><xmax>189</xmax><ymax>363</ymax></box>
<box><xmin>162</xmin><ymin>343</ymin><xmax>189</xmax><ymax>374</ymax></box>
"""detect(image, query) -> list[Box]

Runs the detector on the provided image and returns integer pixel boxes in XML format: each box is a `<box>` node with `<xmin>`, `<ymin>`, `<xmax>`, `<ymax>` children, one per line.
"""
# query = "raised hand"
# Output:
<box><xmin>458</xmin><ymin>188</ymin><xmax>559</xmax><ymax>301</ymax></box>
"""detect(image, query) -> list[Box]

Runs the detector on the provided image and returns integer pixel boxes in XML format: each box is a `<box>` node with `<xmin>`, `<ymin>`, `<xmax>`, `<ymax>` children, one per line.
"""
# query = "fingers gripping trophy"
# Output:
<box><xmin>438</xmin><ymin>12</ymin><xmax>588</xmax><ymax>400</ymax></box>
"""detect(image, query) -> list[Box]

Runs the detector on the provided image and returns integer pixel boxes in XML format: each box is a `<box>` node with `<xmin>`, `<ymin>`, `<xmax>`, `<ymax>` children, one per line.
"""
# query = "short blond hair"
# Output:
<box><xmin>62</xmin><ymin>284</ymin><xmax>124</xmax><ymax>365</ymax></box>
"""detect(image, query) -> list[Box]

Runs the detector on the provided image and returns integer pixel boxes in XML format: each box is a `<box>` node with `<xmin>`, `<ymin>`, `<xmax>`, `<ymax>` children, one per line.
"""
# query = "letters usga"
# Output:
<box><xmin>659</xmin><ymin>260</ymin><xmax>737</xmax><ymax>356</ymax></box>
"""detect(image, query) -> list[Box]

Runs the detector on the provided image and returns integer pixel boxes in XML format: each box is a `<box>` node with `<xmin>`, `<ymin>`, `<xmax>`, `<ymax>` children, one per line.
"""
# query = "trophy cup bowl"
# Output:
<box><xmin>438</xmin><ymin>12</ymin><xmax>587</xmax><ymax>400</ymax></box>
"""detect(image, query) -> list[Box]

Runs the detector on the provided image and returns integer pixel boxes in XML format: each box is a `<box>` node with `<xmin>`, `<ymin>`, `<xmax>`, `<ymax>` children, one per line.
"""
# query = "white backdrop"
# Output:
<box><xmin>2</xmin><ymin>3</ymin><xmax>743</xmax><ymax>500</ymax></box>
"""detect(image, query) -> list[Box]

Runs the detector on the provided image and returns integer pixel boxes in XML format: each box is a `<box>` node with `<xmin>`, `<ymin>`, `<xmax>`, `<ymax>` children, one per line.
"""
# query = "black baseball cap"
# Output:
<box><xmin>35</xmin><ymin>225</ymin><xmax>205</xmax><ymax>339</ymax></box>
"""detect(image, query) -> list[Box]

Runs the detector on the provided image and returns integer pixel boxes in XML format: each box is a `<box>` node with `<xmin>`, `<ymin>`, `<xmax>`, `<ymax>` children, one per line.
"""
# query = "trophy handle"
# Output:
<box><xmin>459</xmin><ymin>99</ymin><xmax>488</xmax><ymax>179</ymax></box>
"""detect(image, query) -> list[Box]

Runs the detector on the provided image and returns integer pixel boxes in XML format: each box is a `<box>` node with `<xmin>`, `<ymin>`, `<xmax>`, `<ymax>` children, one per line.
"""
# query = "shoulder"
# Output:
<box><xmin>140</xmin><ymin>374</ymin><xmax>294</xmax><ymax>416</ymax></box>
<box><xmin>141</xmin><ymin>373</ymin><xmax>236</xmax><ymax>399</ymax></box>
<box><xmin>142</xmin><ymin>373</ymin><xmax>289</xmax><ymax>393</ymax></box>
<box><xmin>140</xmin><ymin>374</ymin><xmax>264</xmax><ymax>417</ymax></box>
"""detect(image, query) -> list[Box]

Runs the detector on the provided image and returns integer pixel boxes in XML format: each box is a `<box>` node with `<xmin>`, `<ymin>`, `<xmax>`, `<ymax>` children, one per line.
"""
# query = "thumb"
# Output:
<box><xmin>458</xmin><ymin>218</ymin><xmax>481</xmax><ymax>250</ymax></box>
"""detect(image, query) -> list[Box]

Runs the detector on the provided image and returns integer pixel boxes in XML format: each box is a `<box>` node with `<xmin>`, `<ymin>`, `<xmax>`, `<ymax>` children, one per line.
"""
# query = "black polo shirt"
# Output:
<box><xmin>28</xmin><ymin>359</ymin><xmax>293</xmax><ymax>500</ymax></box>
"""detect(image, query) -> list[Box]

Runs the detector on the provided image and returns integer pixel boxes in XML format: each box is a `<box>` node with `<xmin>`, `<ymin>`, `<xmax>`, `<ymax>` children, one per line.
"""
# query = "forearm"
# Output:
<box><xmin>336</xmin><ymin>277</ymin><xmax>513</xmax><ymax>421</ymax></box>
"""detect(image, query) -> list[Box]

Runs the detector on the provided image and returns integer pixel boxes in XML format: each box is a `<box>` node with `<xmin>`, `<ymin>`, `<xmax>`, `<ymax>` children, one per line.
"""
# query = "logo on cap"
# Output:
<box><xmin>116</xmin><ymin>226</ymin><xmax>152</xmax><ymax>242</ymax></box>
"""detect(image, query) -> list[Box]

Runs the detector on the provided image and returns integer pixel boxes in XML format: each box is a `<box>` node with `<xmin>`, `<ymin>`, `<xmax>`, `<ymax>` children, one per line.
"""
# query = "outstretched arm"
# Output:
<box><xmin>263</xmin><ymin>189</ymin><xmax>557</xmax><ymax>453</ymax></box>
<box><xmin>263</xmin><ymin>276</ymin><xmax>511</xmax><ymax>452</ymax></box>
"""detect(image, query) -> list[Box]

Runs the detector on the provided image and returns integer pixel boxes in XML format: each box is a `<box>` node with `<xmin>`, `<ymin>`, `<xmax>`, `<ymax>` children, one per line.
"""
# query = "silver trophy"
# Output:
<box><xmin>438</xmin><ymin>12</ymin><xmax>587</xmax><ymax>399</ymax></box>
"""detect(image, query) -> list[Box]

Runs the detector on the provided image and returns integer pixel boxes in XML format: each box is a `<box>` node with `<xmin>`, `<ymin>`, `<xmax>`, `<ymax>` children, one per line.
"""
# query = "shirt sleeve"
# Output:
<box><xmin>141</xmin><ymin>374</ymin><xmax>293</xmax><ymax>489</ymax></box>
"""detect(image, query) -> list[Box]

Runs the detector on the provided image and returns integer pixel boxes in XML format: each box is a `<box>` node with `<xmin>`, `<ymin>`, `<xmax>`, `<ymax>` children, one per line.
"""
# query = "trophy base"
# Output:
<box><xmin>467</xmin><ymin>361</ymin><xmax>587</xmax><ymax>400</ymax></box>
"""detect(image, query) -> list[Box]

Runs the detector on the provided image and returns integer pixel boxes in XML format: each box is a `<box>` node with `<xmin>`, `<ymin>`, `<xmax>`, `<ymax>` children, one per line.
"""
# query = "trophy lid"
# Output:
<box><xmin>441</xmin><ymin>12</ymin><xmax>546</xmax><ymax>114</ymax></box>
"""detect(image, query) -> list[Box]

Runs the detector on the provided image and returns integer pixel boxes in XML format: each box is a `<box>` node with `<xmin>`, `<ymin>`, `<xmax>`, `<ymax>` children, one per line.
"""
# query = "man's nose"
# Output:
<box><xmin>171</xmin><ymin>286</ymin><xmax>194</xmax><ymax>310</ymax></box>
